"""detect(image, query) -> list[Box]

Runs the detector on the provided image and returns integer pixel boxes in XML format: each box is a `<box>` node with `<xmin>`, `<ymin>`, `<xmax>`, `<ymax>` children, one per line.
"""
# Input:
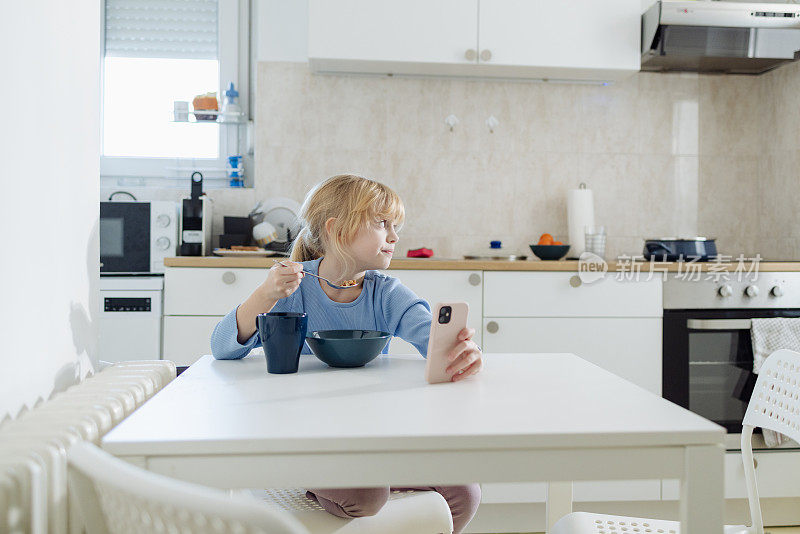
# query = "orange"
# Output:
<box><xmin>553</xmin><ymin>241</ymin><xmax>563</xmax><ymax>245</ymax></box>
<box><xmin>538</xmin><ymin>233</ymin><xmax>554</xmax><ymax>245</ymax></box>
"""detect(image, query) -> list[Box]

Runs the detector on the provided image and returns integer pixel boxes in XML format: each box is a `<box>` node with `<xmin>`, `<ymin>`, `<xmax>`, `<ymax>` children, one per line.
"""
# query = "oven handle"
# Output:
<box><xmin>687</xmin><ymin>319</ymin><xmax>752</xmax><ymax>330</ymax></box>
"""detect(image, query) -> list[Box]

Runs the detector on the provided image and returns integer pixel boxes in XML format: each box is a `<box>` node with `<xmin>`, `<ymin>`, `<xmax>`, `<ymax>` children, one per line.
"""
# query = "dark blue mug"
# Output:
<box><xmin>256</xmin><ymin>312</ymin><xmax>308</xmax><ymax>374</ymax></box>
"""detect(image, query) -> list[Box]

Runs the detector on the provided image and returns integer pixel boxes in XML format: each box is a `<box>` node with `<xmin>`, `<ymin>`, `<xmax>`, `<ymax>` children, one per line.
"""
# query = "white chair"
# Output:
<box><xmin>68</xmin><ymin>442</ymin><xmax>453</xmax><ymax>534</ymax></box>
<box><xmin>552</xmin><ymin>348</ymin><xmax>800</xmax><ymax>534</ymax></box>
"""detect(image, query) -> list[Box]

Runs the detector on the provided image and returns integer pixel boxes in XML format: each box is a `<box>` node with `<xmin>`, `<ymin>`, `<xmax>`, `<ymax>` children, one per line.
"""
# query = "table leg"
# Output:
<box><xmin>680</xmin><ymin>444</ymin><xmax>724</xmax><ymax>533</ymax></box>
<box><xmin>546</xmin><ymin>481</ymin><xmax>573</xmax><ymax>533</ymax></box>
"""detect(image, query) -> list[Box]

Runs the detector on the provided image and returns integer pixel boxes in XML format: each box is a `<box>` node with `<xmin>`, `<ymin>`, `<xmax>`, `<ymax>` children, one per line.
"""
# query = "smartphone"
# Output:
<box><xmin>425</xmin><ymin>302</ymin><xmax>469</xmax><ymax>384</ymax></box>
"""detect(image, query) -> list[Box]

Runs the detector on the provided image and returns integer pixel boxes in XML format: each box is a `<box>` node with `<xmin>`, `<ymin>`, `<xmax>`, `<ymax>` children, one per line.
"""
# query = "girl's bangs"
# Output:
<box><xmin>372</xmin><ymin>188</ymin><xmax>405</xmax><ymax>226</ymax></box>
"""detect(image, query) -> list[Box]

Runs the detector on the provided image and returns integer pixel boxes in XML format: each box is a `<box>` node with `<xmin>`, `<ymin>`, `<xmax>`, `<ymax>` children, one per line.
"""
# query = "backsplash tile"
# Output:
<box><xmin>254</xmin><ymin>61</ymin><xmax>798</xmax><ymax>261</ymax></box>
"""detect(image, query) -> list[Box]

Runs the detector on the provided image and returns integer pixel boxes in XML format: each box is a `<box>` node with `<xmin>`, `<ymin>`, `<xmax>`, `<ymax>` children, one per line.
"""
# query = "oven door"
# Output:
<box><xmin>664</xmin><ymin>308</ymin><xmax>800</xmax><ymax>434</ymax></box>
<box><xmin>100</xmin><ymin>202</ymin><xmax>151</xmax><ymax>273</ymax></box>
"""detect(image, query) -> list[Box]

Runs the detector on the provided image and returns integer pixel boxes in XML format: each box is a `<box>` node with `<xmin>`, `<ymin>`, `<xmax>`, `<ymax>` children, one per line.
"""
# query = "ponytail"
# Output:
<box><xmin>290</xmin><ymin>227</ymin><xmax>323</xmax><ymax>262</ymax></box>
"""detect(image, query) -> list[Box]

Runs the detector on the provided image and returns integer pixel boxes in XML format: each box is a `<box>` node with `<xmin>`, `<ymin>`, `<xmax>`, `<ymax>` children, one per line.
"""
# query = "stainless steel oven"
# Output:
<box><xmin>663</xmin><ymin>272</ymin><xmax>800</xmax><ymax>450</ymax></box>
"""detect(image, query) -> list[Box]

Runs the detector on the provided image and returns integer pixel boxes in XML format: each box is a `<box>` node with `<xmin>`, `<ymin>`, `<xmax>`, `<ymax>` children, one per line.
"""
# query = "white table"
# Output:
<box><xmin>102</xmin><ymin>353</ymin><xmax>726</xmax><ymax>532</ymax></box>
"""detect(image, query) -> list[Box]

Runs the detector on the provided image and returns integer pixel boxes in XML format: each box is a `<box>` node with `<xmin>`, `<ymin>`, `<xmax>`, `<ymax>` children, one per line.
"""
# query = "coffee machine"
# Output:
<box><xmin>179</xmin><ymin>172</ymin><xmax>213</xmax><ymax>256</ymax></box>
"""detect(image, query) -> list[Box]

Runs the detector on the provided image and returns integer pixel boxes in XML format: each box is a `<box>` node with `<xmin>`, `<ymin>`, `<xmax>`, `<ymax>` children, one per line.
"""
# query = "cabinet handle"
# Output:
<box><xmin>569</xmin><ymin>275</ymin><xmax>582</xmax><ymax>288</ymax></box>
<box><xmin>480</xmin><ymin>49</ymin><xmax>492</xmax><ymax>62</ymax></box>
<box><xmin>468</xmin><ymin>273</ymin><xmax>481</xmax><ymax>286</ymax></box>
<box><xmin>753</xmin><ymin>458</ymin><xmax>758</xmax><ymax>469</ymax></box>
<box><xmin>486</xmin><ymin>321</ymin><xmax>499</xmax><ymax>334</ymax></box>
<box><xmin>465</xmin><ymin>48</ymin><xmax>477</xmax><ymax>61</ymax></box>
<box><xmin>222</xmin><ymin>271</ymin><xmax>236</xmax><ymax>285</ymax></box>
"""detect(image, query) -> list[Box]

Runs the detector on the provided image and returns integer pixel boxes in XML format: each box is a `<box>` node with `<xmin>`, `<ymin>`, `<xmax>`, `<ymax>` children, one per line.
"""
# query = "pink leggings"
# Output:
<box><xmin>306</xmin><ymin>484</ymin><xmax>481</xmax><ymax>534</ymax></box>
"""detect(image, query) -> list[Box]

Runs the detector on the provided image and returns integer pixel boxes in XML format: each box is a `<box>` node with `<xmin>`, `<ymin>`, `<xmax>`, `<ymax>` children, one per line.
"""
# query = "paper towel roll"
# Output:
<box><xmin>567</xmin><ymin>186</ymin><xmax>595</xmax><ymax>258</ymax></box>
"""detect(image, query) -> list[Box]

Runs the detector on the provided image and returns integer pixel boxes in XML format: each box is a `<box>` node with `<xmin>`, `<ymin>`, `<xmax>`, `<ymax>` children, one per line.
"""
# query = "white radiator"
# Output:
<box><xmin>0</xmin><ymin>360</ymin><xmax>176</xmax><ymax>533</ymax></box>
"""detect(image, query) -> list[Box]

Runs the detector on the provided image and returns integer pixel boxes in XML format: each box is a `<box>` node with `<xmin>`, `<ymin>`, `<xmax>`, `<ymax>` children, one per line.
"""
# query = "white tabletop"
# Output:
<box><xmin>103</xmin><ymin>353</ymin><xmax>723</xmax><ymax>457</ymax></box>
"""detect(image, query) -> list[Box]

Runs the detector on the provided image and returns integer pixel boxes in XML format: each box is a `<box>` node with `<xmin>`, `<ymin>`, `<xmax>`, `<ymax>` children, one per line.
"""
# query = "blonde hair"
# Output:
<box><xmin>290</xmin><ymin>175</ymin><xmax>405</xmax><ymax>275</ymax></box>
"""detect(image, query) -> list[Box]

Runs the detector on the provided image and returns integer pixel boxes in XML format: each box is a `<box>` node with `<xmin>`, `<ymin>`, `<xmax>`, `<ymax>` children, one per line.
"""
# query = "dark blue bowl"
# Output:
<box><xmin>529</xmin><ymin>244</ymin><xmax>571</xmax><ymax>261</ymax></box>
<box><xmin>306</xmin><ymin>330</ymin><xmax>391</xmax><ymax>368</ymax></box>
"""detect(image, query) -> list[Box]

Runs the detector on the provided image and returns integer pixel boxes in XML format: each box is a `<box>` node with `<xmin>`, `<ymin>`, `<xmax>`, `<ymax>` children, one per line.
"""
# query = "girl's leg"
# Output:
<box><xmin>396</xmin><ymin>483</ymin><xmax>481</xmax><ymax>534</ymax></box>
<box><xmin>305</xmin><ymin>487</ymin><xmax>390</xmax><ymax>518</ymax></box>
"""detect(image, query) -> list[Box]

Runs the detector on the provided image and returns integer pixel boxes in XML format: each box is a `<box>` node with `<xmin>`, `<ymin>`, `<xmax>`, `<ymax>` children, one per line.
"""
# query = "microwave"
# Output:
<box><xmin>100</xmin><ymin>201</ymin><xmax>179</xmax><ymax>274</ymax></box>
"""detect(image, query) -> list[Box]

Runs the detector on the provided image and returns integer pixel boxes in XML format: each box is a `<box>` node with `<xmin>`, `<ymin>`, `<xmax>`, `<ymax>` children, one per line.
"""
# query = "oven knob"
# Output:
<box><xmin>156</xmin><ymin>236</ymin><xmax>171</xmax><ymax>251</ymax></box>
<box><xmin>771</xmin><ymin>286</ymin><xmax>784</xmax><ymax>297</ymax></box>
<box><xmin>745</xmin><ymin>285</ymin><xmax>760</xmax><ymax>298</ymax></box>
<box><xmin>718</xmin><ymin>285</ymin><xmax>733</xmax><ymax>297</ymax></box>
<box><xmin>156</xmin><ymin>214</ymin><xmax>171</xmax><ymax>228</ymax></box>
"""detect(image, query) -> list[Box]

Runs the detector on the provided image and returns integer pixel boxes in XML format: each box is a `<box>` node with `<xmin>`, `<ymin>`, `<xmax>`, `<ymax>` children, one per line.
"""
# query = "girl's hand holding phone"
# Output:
<box><xmin>260</xmin><ymin>261</ymin><xmax>304</xmax><ymax>302</ymax></box>
<box><xmin>445</xmin><ymin>327</ymin><xmax>482</xmax><ymax>382</ymax></box>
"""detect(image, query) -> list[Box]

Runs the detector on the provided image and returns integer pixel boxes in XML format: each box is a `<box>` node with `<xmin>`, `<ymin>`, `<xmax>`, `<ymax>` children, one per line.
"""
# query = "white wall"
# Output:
<box><xmin>0</xmin><ymin>2</ymin><xmax>101</xmax><ymax>418</ymax></box>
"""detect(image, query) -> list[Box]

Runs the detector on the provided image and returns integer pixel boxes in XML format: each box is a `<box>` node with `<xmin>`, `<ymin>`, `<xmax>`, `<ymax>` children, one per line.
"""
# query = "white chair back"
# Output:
<box><xmin>67</xmin><ymin>442</ymin><xmax>310</xmax><ymax>534</ymax></box>
<box><xmin>743</xmin><ymin>348</ymin><xmax>800</xmax><ymax>442</ymax></box>
<box><xmin>739</xmin><ymin>348</ymin><xmax>800</xmax><ymax>534</ymax></box>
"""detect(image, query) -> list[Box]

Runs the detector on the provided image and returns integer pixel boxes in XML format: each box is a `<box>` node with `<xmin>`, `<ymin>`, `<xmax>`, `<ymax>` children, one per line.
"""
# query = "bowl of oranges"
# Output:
<box><xmin>530</xmin><ymin>234</ymin><xmax>570</xmax><ymax>261</ymax></box>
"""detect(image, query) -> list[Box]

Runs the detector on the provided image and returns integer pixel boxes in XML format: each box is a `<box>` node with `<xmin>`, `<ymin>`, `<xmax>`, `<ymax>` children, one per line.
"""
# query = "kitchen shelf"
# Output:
<box><xmin>171</xmin><ymin>110</ymin><xmax>248</xmax><ymax>124</ymax></box>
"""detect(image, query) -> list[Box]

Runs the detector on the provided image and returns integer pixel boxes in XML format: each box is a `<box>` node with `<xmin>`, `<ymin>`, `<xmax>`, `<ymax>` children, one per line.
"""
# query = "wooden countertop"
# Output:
<box><xmin>164</xmin><ymin>257</ymin><xmax>800</xmax><ymax>272</ymax></box>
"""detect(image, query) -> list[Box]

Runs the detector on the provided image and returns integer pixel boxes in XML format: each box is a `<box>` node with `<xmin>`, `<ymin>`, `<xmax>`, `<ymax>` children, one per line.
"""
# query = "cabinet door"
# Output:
<box><xmin>309</xmin><ymin>0</ymin><xmax>479</xmax><ymax>72</ymax></box>
<box><xmin>663</xmin><ymin>450</ymin><xmax>800</xmax><ymax>500</ymax></box>
<box><xmin>384</xmin><ymin>270</ymin><xmax>483</xmax><ymax>355</ymax></box>
<box><xmin>482</xmin><ymin>317</ymin><xmax>662</xmax><ymax>394</ymax></box>
<box><xmin>163</xmin><ymin>316</ymin><xmax>223</xmax><ymax>366</ymax></box>
<box><xmin>483</xmin><ymin>272</ymin><xmax>662</xmax><ymax>318</ymax></box>
<box><xmin>478</xmin><ymin>0</ymin><xmax>640</xmax><ymax>78</ymax></box>
<box><xmin>481</xmin><ymin>479</ymin><xmax>660</xmax><ymax>504</ymax></box>
<box><xmin>165</xmin><ymin>268</ymin><xmax>267</xmax><ymax>316</ymax></box>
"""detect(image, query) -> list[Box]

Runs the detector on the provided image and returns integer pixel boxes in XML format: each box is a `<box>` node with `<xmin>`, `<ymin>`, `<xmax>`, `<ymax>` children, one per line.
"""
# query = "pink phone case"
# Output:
<box><xmin>425</xmin><ymin>302</ymin><xmax>469</xmax><ymax>384</ymax></box>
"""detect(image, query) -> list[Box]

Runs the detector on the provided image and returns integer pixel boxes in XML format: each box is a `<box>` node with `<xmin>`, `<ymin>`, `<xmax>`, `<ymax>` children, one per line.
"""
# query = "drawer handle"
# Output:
<box><xmin>569</xmin><ymin>275</ymin><xmax>582</xmax><ymax>288</ymax></box>
<box><xmin>486</xmin><ymin>321</ymin><xmax>499</xmax><ymax>334</ymax></box>
<box><xmin>468</xmin><ymin>273</ymin><xmax>481</xmax><ymax>286</ymax></box>
<box><xmin>222</xmin><ymin>271</ymin><xmax>236</xmax><ymax>285</ymax></box>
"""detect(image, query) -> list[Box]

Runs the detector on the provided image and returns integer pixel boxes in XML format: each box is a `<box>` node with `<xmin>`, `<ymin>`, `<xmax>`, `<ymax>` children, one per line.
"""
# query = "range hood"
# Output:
<box><xmin>642</xmin><ymin>1</ymin><xmax>800</xmax><ymax>74</ymax></box>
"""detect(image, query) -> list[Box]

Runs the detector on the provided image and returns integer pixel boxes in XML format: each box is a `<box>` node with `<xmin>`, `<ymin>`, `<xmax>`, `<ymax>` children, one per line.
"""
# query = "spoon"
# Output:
<box><xmin>272</xmin><ymin>259</ymin><xmax>360</xmax><ymax>290</ymax></box>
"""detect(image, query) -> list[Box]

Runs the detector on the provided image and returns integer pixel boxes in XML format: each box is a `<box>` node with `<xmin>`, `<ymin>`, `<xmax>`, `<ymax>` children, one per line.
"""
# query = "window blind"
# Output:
<box><xmin>105</xmin><ymin>0</ymin><xmax>218</xmax><ymax>60</ymax></box>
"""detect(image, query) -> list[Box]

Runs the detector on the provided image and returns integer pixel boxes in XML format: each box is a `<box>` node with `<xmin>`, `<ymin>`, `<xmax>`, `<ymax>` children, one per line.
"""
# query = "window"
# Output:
<box><xmin>101</xmin><ymin>0</ymin><xmax>246</xmax><ymax>184</ymax></box>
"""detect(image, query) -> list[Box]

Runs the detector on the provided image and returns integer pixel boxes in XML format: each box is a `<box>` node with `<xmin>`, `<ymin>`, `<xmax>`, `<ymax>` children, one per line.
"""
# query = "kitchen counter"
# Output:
<box><xmin>164</xmin><ymin>257</ymin><xmax>800</xmax><ymax>272</ymax></box>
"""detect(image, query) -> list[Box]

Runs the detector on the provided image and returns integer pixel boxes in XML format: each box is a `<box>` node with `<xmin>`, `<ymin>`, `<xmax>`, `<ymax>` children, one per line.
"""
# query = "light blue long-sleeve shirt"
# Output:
<box><xmin>210</xmin><ymin>257</ymin><xmax>432</xmax><ymax>360</ymax></box>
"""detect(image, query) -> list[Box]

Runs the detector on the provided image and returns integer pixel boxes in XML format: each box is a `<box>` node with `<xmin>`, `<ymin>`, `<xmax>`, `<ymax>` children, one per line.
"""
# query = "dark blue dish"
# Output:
<box><xmin>306</xmin><ymin>330</ymin><xmax>391</xmax><ymax>368</ymax></box>
<box><xmin>529</xmin><ymin>244</ymin><xmax>571</xmax><ymax>261</ymax></box>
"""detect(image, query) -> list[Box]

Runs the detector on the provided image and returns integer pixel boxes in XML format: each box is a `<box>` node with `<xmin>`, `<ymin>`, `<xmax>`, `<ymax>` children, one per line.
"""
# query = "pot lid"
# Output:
<box><xmin>645</xmin><ymin>237</ymin><xmax>715</xmax><ymax>242</ymax></box>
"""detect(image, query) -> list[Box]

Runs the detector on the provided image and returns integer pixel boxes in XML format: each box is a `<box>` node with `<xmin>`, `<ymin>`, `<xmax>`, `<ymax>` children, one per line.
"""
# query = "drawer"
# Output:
<box><xmin>662</xmin><ymin>450</ymin><xmax>800</xmax><ymax>499</ymax></box>
<box><xmin>163</xmin><ymin>315</ymin><xmax>223</xmax><ymax>366</ymax></box>
<box><xmin>482</xmin><ymin>317</ymin><xmax>662</xmax><ymax>394</ymax></box>
<box><xmin>483</xmin><ymin>272</ymin><xmax>662</xmax><ymax>318</ymax></box>
<box><xmin>385</xmin><ymin>269</ymin><xmax>483</xmax><ymax>349</ymax></box>
<box><xmin>165</xmin><ymin>268</ymin><xmax>267</xmax><ymax>316</ymax></box>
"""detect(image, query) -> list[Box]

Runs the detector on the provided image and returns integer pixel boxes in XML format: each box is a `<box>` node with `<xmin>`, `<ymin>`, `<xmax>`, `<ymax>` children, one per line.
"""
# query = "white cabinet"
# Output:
<box><xmin>482</xmin><ymin>272</ymin><xmax>662</xmax><ymax>393</ymax></box>
<box><xmin>163</xmin><ymin>316</ymin><xmax>222</xmax><ymax>367</ymax></box>
<box><xmin>484</xmin><ymin>272</ymin><xmax>662</xmax><ymax>319</ymax></box>
<box><xmin>482</xmin><ymin>317</ymin><xmax>662</xmax><ymax>394</ymax></box>
<box><xmin>476</xmin><ymin>0</ymin><xmax>640</xmax><ymax>80</ymax></box>
<box><xmin>308</xmin><ymin>0</ymin><xmax>640</xmax><ymax>82</ymax></box>
<box><xmin>663</xmin><ymin>450</ymin><xmax>800</xmax><ymax>500</ymax></box>
<box><xmin>309</xmin><ymin>0</ymin><xmax>479</xmax><ymax>74</ymax></box>
<box><xmin>384</xmin><ymin>269</ymin><xmax>483</xmax><ymax>355</ymax></box>
<box><xmin>163</xmin><ymin>267</ymin><xmax>484</xmax><ymax>364</ymax></box>
<box><xmin>481</xmin><ymin>271</ymin><xmax>663</xmax><ymax>505</ymax></box>
<box><xmin>164</xmin><ymin>267</ymin><xmax>266</xmax><ymax>316</ymax></box>
<box><xmin>163</xmin><ymin>267</ymin><xmax>262</xmax><ymax>366</ymax></box>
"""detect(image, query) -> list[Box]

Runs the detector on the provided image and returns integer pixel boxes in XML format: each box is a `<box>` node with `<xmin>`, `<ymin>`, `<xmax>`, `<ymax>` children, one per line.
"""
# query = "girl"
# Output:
<box><xmin>211</xmin><ymin>174</ymin><xmax>482</xmax><ymax>533</ymax></box>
